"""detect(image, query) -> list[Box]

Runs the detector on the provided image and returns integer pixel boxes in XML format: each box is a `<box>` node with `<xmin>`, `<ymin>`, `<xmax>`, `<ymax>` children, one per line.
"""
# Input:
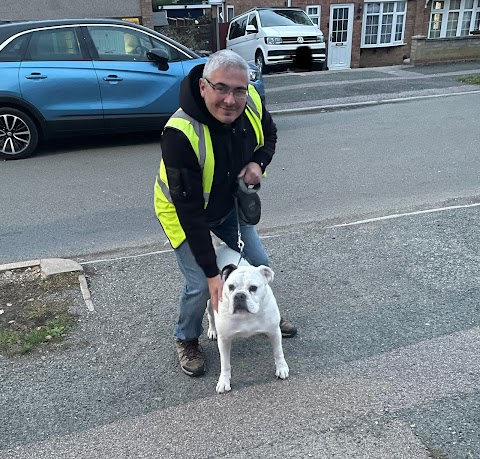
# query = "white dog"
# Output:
<box><xmin>207</xmin><ymin>243</ymin><xmax>289</xmax><ymax>394</ymax></box>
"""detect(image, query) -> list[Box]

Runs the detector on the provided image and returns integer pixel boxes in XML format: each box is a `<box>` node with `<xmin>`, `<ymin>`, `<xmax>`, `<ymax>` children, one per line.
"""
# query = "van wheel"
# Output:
<box><xmin>255</xmin><ymin>51</ymin><xmax>268</xmax><ymax>74</ymax></box>
<box><xmin>0</xmin><ymin>107</ymin><xmax>39</xmax><ymax>160</ymax></box>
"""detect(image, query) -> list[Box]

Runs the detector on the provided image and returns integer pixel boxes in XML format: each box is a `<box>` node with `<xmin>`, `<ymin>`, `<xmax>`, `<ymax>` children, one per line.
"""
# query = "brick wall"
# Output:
<box><xmin>228</xmin><ymin>0</ymin><xmax>285</xmax><ymax>18</ymax></box>
<box><xmin>411</xmin><ymin>35</ymin><xmax>480</xmax><ymax>65</ymax></box>
<box><xmin>140</xmin><ymin>0</ymin><xmax>154</xmax><ymax>29</ymax></box>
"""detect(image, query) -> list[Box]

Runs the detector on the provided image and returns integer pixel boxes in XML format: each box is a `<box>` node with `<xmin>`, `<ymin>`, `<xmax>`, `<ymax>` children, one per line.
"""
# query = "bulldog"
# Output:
<box><xmin>207</xmin><ymin>243</ymin><xmax>289</xmax><ymax>394</ymax></box>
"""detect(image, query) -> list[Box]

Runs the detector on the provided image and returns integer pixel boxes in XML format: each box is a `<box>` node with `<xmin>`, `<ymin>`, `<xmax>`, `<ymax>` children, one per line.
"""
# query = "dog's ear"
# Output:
<box><xmin>258</xmin><ymin>265</ymin><xmax>274</xmax><ymax>284</ymax></box>
<box><xmin>221</xmin><ymin>264</ymin><xmax>237</xmax><ymax>282</ymax></box>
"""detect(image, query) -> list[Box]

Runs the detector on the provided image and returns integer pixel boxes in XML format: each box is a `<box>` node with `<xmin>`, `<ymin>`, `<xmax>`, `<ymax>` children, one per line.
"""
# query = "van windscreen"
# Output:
<box><xmin>258</xmin><ymin>9</ymin><xmax>313</xmax><ymax>27</ymax></box>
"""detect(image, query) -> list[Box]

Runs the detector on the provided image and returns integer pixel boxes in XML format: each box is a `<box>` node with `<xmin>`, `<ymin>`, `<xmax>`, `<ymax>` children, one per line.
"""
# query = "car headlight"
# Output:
<box><xmin>249</xmin><ymin>67</ymin><xmax>260</xmax><ymax>81</ymax></box>
<box><xmin>316</xmin><ymin>35</ymin><xmax>324</xmax><ymax>43</ymax></box>
<box><xmin>265</xmin><ymin>37</ymin><xmax>282</xmax><ymax>45</ymax></box>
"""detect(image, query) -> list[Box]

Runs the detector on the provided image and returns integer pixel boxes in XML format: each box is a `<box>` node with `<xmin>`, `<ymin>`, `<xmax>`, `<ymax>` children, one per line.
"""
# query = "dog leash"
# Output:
<box><xmin>233</xmin><ymin>195</ymin><xmax>246</xmax><ymax>266</ymax></box>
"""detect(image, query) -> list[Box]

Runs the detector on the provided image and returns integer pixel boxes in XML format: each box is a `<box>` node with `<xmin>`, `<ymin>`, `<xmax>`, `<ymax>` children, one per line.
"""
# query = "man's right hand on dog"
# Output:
<box><xmin>208</xmin><ymin>274</ymin><xmax>223</xmax><ymax>312</ymax></box>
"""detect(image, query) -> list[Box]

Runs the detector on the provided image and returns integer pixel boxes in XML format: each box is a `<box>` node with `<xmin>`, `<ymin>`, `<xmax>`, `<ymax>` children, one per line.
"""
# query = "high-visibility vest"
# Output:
<box><xmin>154</xmin><ymin>85</ymin><xmax>264</xmax><ymax>249</ymax></box>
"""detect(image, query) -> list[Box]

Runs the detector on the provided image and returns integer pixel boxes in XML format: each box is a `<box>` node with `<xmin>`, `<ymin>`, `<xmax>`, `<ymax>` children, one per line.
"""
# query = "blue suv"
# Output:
<box><xmin>0</xmin><ymin>19</ymin><xmax>265</xmax><ymax>160</ymax></box>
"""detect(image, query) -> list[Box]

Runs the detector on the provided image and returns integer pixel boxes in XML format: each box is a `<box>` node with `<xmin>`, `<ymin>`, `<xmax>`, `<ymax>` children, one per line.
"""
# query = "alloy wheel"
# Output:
<box><xmin>0</xmin><ymin>113</ymin><xmax>31</xmax><ymax>156</ymax></box>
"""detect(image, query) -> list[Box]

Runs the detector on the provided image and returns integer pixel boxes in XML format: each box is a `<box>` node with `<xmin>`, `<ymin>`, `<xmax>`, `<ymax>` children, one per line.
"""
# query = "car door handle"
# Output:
<box><xmin>103</xmin><ymin>75</ymin><xmax>123</xmax><ymax>82</ymax></box>
<box><xmin>25</xmin><ymin>73</ymin><xmax>47</xmax><ymax>80</ymax></box>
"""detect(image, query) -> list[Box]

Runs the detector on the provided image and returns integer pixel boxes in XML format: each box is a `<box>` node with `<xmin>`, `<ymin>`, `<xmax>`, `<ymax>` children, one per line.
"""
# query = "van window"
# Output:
<box><xmin>229</xmin><ymin>16</ymin><xmax>247</xmax><ymax>39</ymax></box>
<box><xmin>258</xmin><ymin>9</ymin><xmax>313</xmax><ymax>27</ymax></box>
<box><xmin>248</xmin><ymin>13</ymin><xmax>258</xmax><ymax>31</ymax></box>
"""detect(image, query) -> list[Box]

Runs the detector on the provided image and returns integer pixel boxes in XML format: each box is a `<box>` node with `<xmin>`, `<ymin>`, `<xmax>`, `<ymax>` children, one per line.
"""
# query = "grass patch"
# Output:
<box><xmin>0</xmin><ymin>266</ymin><xmax>78</xmax><ymax>356</ymax></box>
<box><xmin>457</xmin><ymin>75</ymin><xmax>480</xmax><ymax>85</ymax></box>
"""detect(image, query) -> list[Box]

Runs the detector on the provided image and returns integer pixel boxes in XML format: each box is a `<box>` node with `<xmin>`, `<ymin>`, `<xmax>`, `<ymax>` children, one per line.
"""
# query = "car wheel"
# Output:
<box><xmin>0</xmin><ymin>108</ymin><xmax>39</xmax><ymax>160</ymax></box>
<box><xmin>255</xmin><ymin>51</ymin><xmax>268</xmax><ymax>74</ymax></box>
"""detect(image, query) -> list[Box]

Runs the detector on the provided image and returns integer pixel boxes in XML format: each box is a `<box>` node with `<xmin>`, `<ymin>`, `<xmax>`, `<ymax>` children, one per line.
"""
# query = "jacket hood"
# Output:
<box><xmin>179</xmin><ymin>63</ymin><xmax>225</xmax><ymax>129</ymax></box>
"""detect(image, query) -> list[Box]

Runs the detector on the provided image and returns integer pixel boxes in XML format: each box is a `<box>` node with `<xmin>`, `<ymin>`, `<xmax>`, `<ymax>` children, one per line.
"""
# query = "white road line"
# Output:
<box><xmin>80</xmin><ymin>203</ymin><xmax>480</xmax><ymax>265</ymax></box>
<box><xmin>329</xmin><ymin>202</ymin><xmax>480</xmax><ymax>228</ymax></box>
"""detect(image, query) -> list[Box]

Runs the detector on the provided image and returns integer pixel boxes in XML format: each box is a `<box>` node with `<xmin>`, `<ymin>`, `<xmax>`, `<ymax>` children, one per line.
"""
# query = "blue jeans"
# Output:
<box><xmin>173</xmin><ymin>209</ymin><xmax>269</xmax><ymax>341</ymax></box>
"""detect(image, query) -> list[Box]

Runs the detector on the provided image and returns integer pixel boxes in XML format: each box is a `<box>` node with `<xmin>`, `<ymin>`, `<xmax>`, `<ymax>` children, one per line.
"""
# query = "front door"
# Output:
<box><xmin>327</xmin><ymin>4</ymin><xmax>354</xmax><ymax>70</ymax></box>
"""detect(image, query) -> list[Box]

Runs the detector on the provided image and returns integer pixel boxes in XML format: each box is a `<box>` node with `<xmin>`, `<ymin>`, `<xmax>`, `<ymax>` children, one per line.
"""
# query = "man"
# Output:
<box><xmin>154</xmin><ymin>49</ymin><xmax>296</xmax><ymax>377</ymax></box>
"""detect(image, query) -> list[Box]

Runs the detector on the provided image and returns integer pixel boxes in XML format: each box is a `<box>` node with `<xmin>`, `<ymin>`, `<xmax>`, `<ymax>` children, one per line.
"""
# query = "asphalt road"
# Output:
<box><xmin>1</xmin><ymin>205</ymin><xmax>479</xmax><ymax>458</ymax></box>
<box><xmin>1</xmin><ymin>63</ymin><xmax>480</xmax><ymax>458</ymax></box>
<box><xmin>1</xmin><ymin>91</ymin><xmax>479</xmax><ymax>264</ymax></box>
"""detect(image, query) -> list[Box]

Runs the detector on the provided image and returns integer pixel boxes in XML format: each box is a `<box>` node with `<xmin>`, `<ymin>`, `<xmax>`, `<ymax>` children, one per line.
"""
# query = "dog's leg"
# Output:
<box><xmin>267</xmin><ymin>328</ymin><xmax>289</xmax><ymax>379</ymax></box>
<box><xmin>206</xmin><ymin>300</ymin><xmax>217</xmax><ymax>340</ymax></box>
<box><xmin>216</xmin><ymin>335</ymin><xmax>232</xmax><ymax>393</ymax></box>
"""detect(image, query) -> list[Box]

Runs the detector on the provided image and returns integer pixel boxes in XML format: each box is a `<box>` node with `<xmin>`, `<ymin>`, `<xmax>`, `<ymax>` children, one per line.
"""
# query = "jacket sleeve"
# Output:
<box><xmin>161</xmin><ymin>128</ymin><xmax>219</xmax><ymax>278</ymax></box>
<box><xmin>251</xmin><ymin>102</ymin><xmax>277</xmax><ymax>173</ymax></box>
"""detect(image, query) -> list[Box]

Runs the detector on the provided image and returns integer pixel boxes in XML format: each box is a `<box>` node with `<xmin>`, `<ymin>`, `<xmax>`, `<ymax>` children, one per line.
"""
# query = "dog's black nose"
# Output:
<box><xmin>233</xmin><ymin>292</ymin><xmax>249</xmax><ymax>313</ymax></box>
<box><xmin>234</xmin><ymin>293</ymin><xmax>246</xmax><ymax>302</ymax></box>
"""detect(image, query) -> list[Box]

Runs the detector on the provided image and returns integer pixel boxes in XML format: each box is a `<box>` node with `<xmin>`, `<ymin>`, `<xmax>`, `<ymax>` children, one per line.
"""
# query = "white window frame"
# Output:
<box><xmin>428</xmin><ymin>0</ymin><xmax>480</xmax><ymax>38</ymax></box>
<box><xmin>218</xmin><ymin>4</ymin><xmax>225</xmax><ymax>23</ymax></box>
<box><xmin>361</xmin><ymin>1</ymin><xmax>407</xmax><ymax>48</ymax></box>
<box><xmin>227</xmin><ymin>5</ymin><xmax>235</xmax><ymax>23</ymax></box>
<box><xmin>306</xmin><ymin>5</ymin><xmax>321</xmax><ymax>27</ymax></box>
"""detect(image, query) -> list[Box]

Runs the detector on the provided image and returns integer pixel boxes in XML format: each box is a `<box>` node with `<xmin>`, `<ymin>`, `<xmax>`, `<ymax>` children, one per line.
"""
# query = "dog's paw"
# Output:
<box><xmin>207</xmin><ymin>327</ymin><xmax>217</xmax><ymax>340</ymax></box>
<box><xmin>275</xmin><ymin>362</ymin><xmax>289</xmax><ymax>380</ymax></box>
<box><xmin>216</xmin><ymin>377</ymin><xmax>231</xmax><ymax>394</ymax></box>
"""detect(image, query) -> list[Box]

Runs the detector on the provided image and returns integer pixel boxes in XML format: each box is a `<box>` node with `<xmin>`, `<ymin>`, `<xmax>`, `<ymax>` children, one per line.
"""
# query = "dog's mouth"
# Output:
<box><xmin>233</xmin><ymin>303</ymin><xmax>250</xmax><ymax>314</ymax></box>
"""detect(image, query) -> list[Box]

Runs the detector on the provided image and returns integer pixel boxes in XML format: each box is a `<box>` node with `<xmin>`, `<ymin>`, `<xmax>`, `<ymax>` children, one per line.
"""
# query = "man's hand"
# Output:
<box><xmin>238</xmin><ymin>162</ymin><xmax>262</xmax><ymax>186</ymax></box>
<box><xmin>208</xmin><ymin>274</ymin><xmax>223</xmax><ymax>312</ymax></box>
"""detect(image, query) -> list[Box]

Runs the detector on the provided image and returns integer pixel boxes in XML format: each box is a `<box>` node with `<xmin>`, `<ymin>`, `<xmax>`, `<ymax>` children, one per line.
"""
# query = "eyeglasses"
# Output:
<box><xmin>203</xmin><ymin>77</ymin><xmax>248</xmax><ymax>100</ymax></box>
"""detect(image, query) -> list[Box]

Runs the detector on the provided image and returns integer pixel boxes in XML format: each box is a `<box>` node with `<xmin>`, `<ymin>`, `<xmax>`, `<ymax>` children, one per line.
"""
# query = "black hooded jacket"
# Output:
<box><xmin>160</xmin><ymin>64</ymin><xmax>277</xmax><ymax>278</ymax></box>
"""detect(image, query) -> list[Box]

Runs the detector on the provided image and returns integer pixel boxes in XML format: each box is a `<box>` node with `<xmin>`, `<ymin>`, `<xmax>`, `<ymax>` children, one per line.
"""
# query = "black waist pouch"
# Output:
<box><xmin>234</xmin><ymin>178</ymin><xmax>261</xmax><ymax>225</ymax></box>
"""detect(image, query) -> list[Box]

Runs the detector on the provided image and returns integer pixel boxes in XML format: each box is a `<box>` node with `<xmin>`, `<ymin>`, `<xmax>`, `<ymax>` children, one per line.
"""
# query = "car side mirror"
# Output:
<box><xmin>246</xmin><ymin>24</ymin><xmax>257</xmax><ymax>34</ymax></box>
<box><xmin>147</xmin><ymin>48</ymin><xmax>170</xmax><ymax>71</ymax></box>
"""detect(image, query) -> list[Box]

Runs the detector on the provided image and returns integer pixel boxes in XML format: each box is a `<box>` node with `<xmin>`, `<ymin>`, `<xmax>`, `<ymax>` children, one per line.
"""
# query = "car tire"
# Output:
<box><xmin>0</xmin><ymin>107</ymin><xmax>39</xmax><ymax>160</ymax></box>
<box><xmin>255</xmin><ymin>51</ymin><xmax>268</xmax><ymax>74</ymax></box>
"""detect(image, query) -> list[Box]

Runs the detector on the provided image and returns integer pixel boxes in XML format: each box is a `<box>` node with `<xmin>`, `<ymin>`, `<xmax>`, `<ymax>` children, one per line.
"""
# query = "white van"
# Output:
<box><xmin>226</xmin><ymin>7</ymin><xmax>326</xmax><ymax>73</ymax></box>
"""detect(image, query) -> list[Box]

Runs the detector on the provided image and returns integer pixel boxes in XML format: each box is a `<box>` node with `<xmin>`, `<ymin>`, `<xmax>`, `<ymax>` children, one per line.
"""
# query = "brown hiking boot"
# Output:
<box><xmin>280</xmin><ymin>318</ymin><xmax>297</xmax><ymax>338</ymax></box>
<box><xmin>175</xmin><ymin>339</ymin><xmax>205</xmax><ymax>376</ymax></box>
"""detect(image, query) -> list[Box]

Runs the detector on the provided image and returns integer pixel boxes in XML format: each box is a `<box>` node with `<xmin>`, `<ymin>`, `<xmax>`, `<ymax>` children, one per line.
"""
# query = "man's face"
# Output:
<box><xmin>199</xmin><ymin>67</ymin><xmax>249</xmax><ymax>125</ymax></box>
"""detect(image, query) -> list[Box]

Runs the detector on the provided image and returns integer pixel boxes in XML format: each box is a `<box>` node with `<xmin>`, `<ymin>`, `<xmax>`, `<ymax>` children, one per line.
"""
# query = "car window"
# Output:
<box><xmin>229</xmin><ymin>16</ymin><xmax>247</xmax><ymax>39</ymax></box>
<box><xmin>0</xmin><ymin>33</ymin><xmax>29</xmax><ymax>62</ymax></box>
<box><xmin>25</xmin><ymin>29</ymin><xmax>82</xmax><ymax>61</ymax></box>
<box><xmin>87</xmin><ymin>26</ymin><xmax>179</xmax><ymax>62</ymax></box>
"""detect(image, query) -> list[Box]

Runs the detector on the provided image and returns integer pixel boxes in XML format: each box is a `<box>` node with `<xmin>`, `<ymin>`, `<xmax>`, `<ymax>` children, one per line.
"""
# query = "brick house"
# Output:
<box><xmin>220</xmin><ymin>0</ymin><xmax>480</xmax><ymax>68</ymax></box>
<box><xmin>2</xmin><ymin>0</ymin><xmax>479</xmax><ymax>68</ymax></box>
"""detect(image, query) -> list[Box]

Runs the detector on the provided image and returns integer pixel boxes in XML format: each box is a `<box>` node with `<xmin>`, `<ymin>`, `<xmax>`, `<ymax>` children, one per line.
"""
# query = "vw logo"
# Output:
<box><xmin>297</xmin><ymin>37</ymin><xmax>304</xmax><ymax>44</ymax></box>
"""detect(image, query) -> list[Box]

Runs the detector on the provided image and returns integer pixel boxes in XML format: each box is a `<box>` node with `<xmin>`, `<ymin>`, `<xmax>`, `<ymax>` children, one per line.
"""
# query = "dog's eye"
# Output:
<box><xmin>249</xmin><ymin>285</ymin><xmax>257</xmax><ymax>293</ymax></box>
<box><xmin>228</xmin><ymin>284</ymin><xmax>235</xmax><ymax>292</ymax></box>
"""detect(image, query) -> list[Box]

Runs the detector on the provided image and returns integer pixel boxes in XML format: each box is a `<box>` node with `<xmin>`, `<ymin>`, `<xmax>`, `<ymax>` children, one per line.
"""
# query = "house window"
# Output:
<box><xmin>428</xmin><ymin>0</ymin><xmax>480</xmax><ymax>37</ymax></box>
<box><xmin>218</xmin><ymin>4</ymin><xmax>225</xmax><ymax>23</ymax></box>
<box><xmin>362</xmin><ymin>2</ymin><xmax>407</xmax><ymax>47</ymax></box>
<box><xmin>306</xmin><ymin>5</ymin><xmax>321</xmax><ymax>26</ymax></box>
<box><xmin>227</xmin><ymin>5</ymin><xmax>235</xmax><ymax>22</ymax></box>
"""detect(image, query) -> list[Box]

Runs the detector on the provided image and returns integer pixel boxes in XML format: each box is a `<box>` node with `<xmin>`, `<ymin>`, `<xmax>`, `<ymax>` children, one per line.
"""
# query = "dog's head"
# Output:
<box><xmin>220</xmin><ymin>264</ymin><xmax>274</xmax><ymax>314</ymax></box>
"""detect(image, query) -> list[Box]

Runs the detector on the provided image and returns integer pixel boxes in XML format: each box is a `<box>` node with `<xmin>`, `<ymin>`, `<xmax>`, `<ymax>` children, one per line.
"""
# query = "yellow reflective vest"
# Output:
<box><xmin>154</xmin><ymin>84</ymin><xmax>264</xmax><ymax>249</ymax></box>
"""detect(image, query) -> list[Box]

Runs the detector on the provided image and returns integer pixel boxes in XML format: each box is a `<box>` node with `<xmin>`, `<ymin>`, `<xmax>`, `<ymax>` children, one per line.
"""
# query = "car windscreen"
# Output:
<box><xmin>258</xmin><ymin>10</ymin><xmax>313</xmax><ymax>27</ymax></box>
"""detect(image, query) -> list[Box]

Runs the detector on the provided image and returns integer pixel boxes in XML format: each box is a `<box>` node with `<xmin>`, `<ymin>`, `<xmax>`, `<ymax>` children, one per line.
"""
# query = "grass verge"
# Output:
<box><xmin>0</xmin><ymin>266</ymin><xmax>78</xmax><ymax>356</ymax></box>
<box><xmin>457</xmin><ymin>75</ymin><xmax>480</xmax><ymax>85</ymax></box>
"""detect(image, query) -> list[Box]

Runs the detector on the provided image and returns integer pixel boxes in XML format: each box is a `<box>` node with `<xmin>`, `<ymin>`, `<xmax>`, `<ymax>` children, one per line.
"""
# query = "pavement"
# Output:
<box><xmin>1</xmin><ymin>60</ymin><xmax>480</xmax><ymax>458</ymax></box>
<box><xmin>264</xmin><ymin>59</ymin><xmax>480</xmax><ymax>114</ymax></box>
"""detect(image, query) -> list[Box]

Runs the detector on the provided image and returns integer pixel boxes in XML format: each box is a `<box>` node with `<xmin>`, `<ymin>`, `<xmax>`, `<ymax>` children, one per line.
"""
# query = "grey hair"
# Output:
<box><xmin>202</xmin><ymin>49</ymin><xmax>249</xmax><ymax>81</ymax></box>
